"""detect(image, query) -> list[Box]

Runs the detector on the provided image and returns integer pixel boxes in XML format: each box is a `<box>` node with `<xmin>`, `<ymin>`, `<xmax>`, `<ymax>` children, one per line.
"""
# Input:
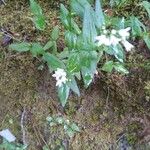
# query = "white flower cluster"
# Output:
<box><xmin>52</xmin><ymin>68</ymin><xmax>68</xmax><ymax>87</ymax></box>
<box><xmin>95</xmin><ymin>26</ymin><xmax>134</xmax><ymax>51</ymax></box>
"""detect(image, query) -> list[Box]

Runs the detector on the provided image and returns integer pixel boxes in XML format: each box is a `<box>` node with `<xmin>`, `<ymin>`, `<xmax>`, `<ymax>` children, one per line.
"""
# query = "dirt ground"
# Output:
<box><xmin>0</xmin><ymin>0</ymin><xmax>150</xmax><ymax>150</ymax></box>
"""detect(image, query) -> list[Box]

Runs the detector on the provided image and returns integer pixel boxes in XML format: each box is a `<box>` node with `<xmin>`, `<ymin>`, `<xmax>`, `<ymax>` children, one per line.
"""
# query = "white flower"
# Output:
<box><xmin>109</xmin><ymin>35</ymin><xmax>121</xmax><ymax>46</ymax></box>
<box><xmin>111</xmin><ymin>29</ymin><xmax>117</xmax><ymax>35</ymax></box>
<box><xmin>52</xmin><ymin>68</ymin><xmax>68</xmax><ymax>87</ymax></box>
<box><xmin>95</xmin><ymin>35</ymin><xmax>111</xmax><ymax>46</ymax></box>
<box><xmin>102</xmin><ymin>26</ymin><xmax>106</xmax><ymax>30</ymax></box>
<box><xmin>0</xmin><ymin>129</ymin><xmax>16</xmax><ymax>142</ymax></box>
<box><xmin>118</xmin><ymin>27</ymin><xmax>131</xmax><ymax>39</ymax></box>
<box><xmin>121</xmin><ymin>40</ymin><xmax>134</xmax><ymax>51</ymax></box>
<box><xmin>95</xmin><ymin>26</ymin><xmax>134</xmax><ymax>52</ymax></box>
<box><xmin>103</xmin><ymin>29</ymin><xmax>107</xmax><ymax>34</ymax></box>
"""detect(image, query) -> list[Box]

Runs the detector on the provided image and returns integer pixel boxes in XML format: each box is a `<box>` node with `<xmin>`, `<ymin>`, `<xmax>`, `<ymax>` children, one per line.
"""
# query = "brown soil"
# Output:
<box><xmin>0</xmin><ymin>0</ymin><xmax>150</xmax><ymax>150</ymax></box>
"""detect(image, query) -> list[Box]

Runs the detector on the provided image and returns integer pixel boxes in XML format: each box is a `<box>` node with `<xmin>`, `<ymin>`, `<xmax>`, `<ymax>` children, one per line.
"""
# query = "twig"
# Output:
<box><xmin>21</xmin><ymin>107</ymin><xmax>27</xmax><ymax>145</ymax></box>
<box><xmin>106</xmin><ymin>86</ymin><xmax>110</xmax><ymax>108</ymax></box>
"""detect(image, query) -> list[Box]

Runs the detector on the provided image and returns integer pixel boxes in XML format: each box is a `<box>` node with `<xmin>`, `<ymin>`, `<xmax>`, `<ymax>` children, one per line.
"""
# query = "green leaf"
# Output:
<box><xmin>46</xmin><ymin>116</ymin><xmax>53</xmax><ymax>122</ymax></box>
<box><xmin>43</xmin><ymin>52</ymin><xmax>65</xmax><ymax>70</ymax></box>
<box><xmin>65</xmin><ymin>31</ymin><xmax>77</xmax><ymax>48</ymax></box>
<box><xmin>71</xmin><ymin>123</ymin><xmax>80</xmax><ymax>132</ymax></box>
<box><xmin>67</xmin><ymin>53</ymin><xmax>80</xmax><ymax>73</ymax></box>
<box><xmin>42</xmin><ymin>145</ymin><xmax>49</xmax><ymax>150</ymax></box>
<box><xmin>43</xmin><ymin>41</ymin><xmax>53</xmax><ymax>50</ymax></box>
<box><xmin>30</xmin><ymin>0</ymin><xmax>45</xmax><ymax>30</ymax></box>
<box><xmin>33</xmin><ymin>15</ymin><xmax>46</xmax><ymax>30</ymax></box>
<box><xmin>60</xmin><ymin>4</ymin><xmax>81</xmax><ymax>34</ymax></box>
<box><xmin>69</xmin><ymin>77</ymin><xmax>80</xmax><ymax>96</ymax></box>
<box><xmin>30</xmin><ymin>43</ymin><xmax>44</xmax><ymax>57</ymax></box>
<box><xmin>66</xmin><ymin>128</ymin><xmax>75</xmax><ymax>137</ymax></box>
<box><xmin>9</xmin><ymin>42</ymin><xmax>31</xmax><ymax>52</ymax></box>
<box><xmin>71</xmin><ymin>0</ymin><xmax>91</xmax><ymax>18</ymax></box>
<box><xmin>51</xmin><ymin>25</ymin><xmax>59</xmax><ymax>41</ymax></box>
<box><xmin>60</xmin><ymin>4</ymin><xmax>70</xmax><ymax>29</ymax></box>
<box><xmin>82</xmin><ymin>6</ymin><xmax>97</xmax><ymax>43</ymax></box>
<box><xmin>81</xmin><ymin>67</ymin><xmax>93</xmax><ymax>88</ymax></box>
<box><xmin>55</xmin><ymin>117</ymin><xmax>64</xmax><ymax>124</ymax></box>
<box><xmin>80</xmin><ymin>51</ymin><xmax>97</xmax><ymax>68</ymax></box>
<box><xmin>130</xmin><ymin>16</ymin><xmax>146</xmax><ymax>37</ymax></box>
<box><xmin>112</xmin><ymin>45</ymin><xmax>124</xmax><ymax>63</ymax></box>
<box><xmin>142</xmin><ymin>1</ymin><xmax>150</xmax><ymax>18</ymax></box>
<box><xmin>102</xmin><ymin>61</ymin><xmax>114</xmax><ymax>73</ymax></box>
<box><xmin>53</xmin><ymin>41</ymin><xmax>57</xmax><ymax>54</ymax></box>
<box><xmin>71</xmin><ymin>20</ymin><xmax>81</xmax><ymax>35</ymax></box>
<box><xmin>95</xmin><ymin>0</ymin><xmax>104</xmax><ymax>28</ymax></box>
<box><xmin>143</xmin><ymin>33</ymin><xmax>150</xmax><ymax>49</ymax></box>
<box><xmin>58</xmin><ymin>84</ymin><xmax>70</xmax><ymax>107</ymax></box>
<box><xmin>30</xmin><ymin>0</ymin><xmax>42</xmax><ymax>16</ymax></box>
<box><xmin>114</xmin><ymin>62</ymin><xmax>129</xmax><ymax>74</ymax></box>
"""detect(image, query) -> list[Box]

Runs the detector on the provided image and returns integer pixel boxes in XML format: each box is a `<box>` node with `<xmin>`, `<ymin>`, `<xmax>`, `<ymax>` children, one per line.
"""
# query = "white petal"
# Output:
<box><xmin>111</xmin><ymin>29</ymin><xmax>117</xmax><ymax>35</ymax></box>
<box><xmin>109</xmin><ymin>35</ymin><xmax>121</xmax><ymax>46</ymax></box>
<box><xmin>0</xmin><ymin>129</ymin><xmax>16</xmax><ymax>142</ymax></box>
<box><xmin>118</xmin><ymin>27</ymin><xmax>131</xmax><ymax>39</ymax></box>
<box><xmin>56</xmin><ymin>80</ymin><xmax>63</xmax><ymax>87</ymax></box>
<box><xmin>103</xmin><ymin>30</ymin><xmax>107</xmax><ymax>34</ymax></box>
<box><xmin>61</xmin><ymin>76</ymin><xmax>68</xmax><ymax>83</ymax></box>
<box><xmin>122</xmin><ymin>40</ymin><xmax>134</xmax><ymax>51</ymax></box>
<box><xmin>102</xmin><ymin>26</ymin><xmax>106</xmax><ymax>30</ymax></box>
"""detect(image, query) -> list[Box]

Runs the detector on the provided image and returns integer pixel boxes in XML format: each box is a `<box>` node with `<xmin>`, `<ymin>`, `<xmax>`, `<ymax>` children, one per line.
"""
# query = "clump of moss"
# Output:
<box><xmin>144</xmin><ymin>81</ymin><xmax>150</xmax><ymax>96</ymax></box>
<box><xmin>126</xmin><ymin>122</ymin><xmax>141</xmax><ymax>145</ymax></box>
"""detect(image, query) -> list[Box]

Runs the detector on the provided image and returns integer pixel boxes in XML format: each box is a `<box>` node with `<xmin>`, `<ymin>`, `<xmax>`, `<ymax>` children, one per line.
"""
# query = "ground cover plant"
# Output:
<box><xmin>9</xmin><ymin>0</ymin><xmax>135</xmax><ymax>107</ymax></box>
<box><xmin>0</xmin><ymin>0</ymin><xmax>150</xmax><ymax>149</ymax></box>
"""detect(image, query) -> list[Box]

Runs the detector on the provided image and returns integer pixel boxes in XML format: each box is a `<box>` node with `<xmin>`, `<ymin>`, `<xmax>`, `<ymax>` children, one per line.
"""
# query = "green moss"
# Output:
<box><xmin>126</xmin><ymin>122</ymin><xmax>141</xmax><ymax>145</ymax></box>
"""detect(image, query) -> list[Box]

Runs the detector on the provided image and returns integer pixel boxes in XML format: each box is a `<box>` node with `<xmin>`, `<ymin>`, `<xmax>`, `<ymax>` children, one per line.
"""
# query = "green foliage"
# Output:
<box><xmin>58</xmin><ymin>84</ymin><xmax>70</xmax><ymax>107</ymax></box>
<box><xmin>142</xmin><ymin>1</ymin><xmax>150</xmax><ymax>18</ymax></box>
<box><xmin>46</xmin><ymin>116</ymin><xmax>80</xmax><ymax>138</ymax></box>
<box><xmin>29</xmin><ymin>0</ymin><xmax>46</xmax><ymax>30</ymax></box>
<box><xmin>0</xmin><ymin>139</ymin><xmax>27</xmax><ymax>150</ymax></box>
<box><xmin>9</xmin><ymin>0</ymin><xmax>138</xmax><ymax>107</ymax></box>
<box><xmin>109</xmin><ymin>0</ymin><xmax>128</xmax><ymax>7</ymax></box>
<box><xmin>9</xmin><ymin>42</ymin><xmax>31</xmax><ymax>52</ymax></box>
<box><xmin>102</xmin><ymin>61</ymin><xmax>128</xmax><ymax>74</ymax></box>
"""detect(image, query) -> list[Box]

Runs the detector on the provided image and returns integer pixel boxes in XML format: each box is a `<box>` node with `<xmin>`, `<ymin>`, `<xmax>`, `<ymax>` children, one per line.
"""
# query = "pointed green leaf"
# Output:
<box><xmin>43</xmin><ymin>52</ymin><xmax>65</xmax><ymax>70</ymax></box>
<box><xmin>142</xmin><ymin>1</ymin><xmax>150</xmax><ymax>18</ymax></box>
<box><xmin>71</xmin><ymin>0</ymin><xmax>91</xmax><ymax>18</ymax></box>
<box><xmin>130</xmin><ymin>16</ymin><xmax>146</xmax><ymax>37</ymax></box>
<box><xmin>95</xmin><ymin>0</ymin><xmax>104</xmax><ymax>28</ymax></box>
<box><xmin>66</xmin><ymin>128</ymin><xmax>75</xmax><ymax>137</ymax></box>
<box><xmin>51</xmin><ymin>25</ymin><xmax>59</xmax><ymax>41</ymax></box>
<box><xmin>71</xmin><ymin>123</ymin><xmax>80</xmax><ymax>132</ymax></box>
<box><xmin>114</xmin><ymin>62</ymin><xmax>129</xmax><ymax>74</ymax></box>
<box><xmin>102</xmin><ymin>61</ymin><xmax>114</xmax><ymax>73</ymax></box>
<box><xmin>43</xmin><ymin>41</ymin><xmax>53</xmax><ymax>50</ymax></box>
<box><xmin>60</xmin><ymin>4</ymin><xmax>70</xmax><ymax>29</ymax></box>
<box><xmin>112</xmin><ymin>45</ymin><xmax>124</xmax><ymax>63</ymax></box>
<box><xmin>67</xmin><ymin>53</ymin><xmax>80</xmax><ymax>73</ymax></box>
<box><xmin>30</xmin><ymin>0</ymin><xmax>45</xmax><ymax>30</ymax></box>
<box><xmin>33</xmin><ymin>15</ymin><xmax>46</xmax><ymax>30</ymax></box>
<box><xmin>9</xmin><ymin>42</ymin><xmax>31</xmax><ymax>52</ymax></box>
<box><xmin>82</xmin><ymin>6</ymin><xmax>97</xmax><ymax>43</ymax></box>
<box><xmin>143</xmin><ymin>33</ymin><xmax>150</xmax><ymax>49</ymax></box>
<box><xmin>30</xmin><ymin>43</ymin><xmax>44</xmax><ymax>57</ymax></box>
<box><xmin>30</xmin><ymin>0</ymin><xmax>42</xmax><ymax>16</ymax></box>
<box><xmin>69</xmin><ymin>77</ymin><xmax>80</xmax><ymax>96</ymax></box>
<box><xmin>81</xmin><ymin>67</ymin><xmax>93</xmax><ymax>88</ymax></box>
<box><xmin>65</xmin><ymin>31</ymin><xmax>77</xmax><ymax>48</ymax></box>
<box><xmin>58</xmin><ymin>84</ymin><xmax>70</xmax><ymax>107</ymax></box>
